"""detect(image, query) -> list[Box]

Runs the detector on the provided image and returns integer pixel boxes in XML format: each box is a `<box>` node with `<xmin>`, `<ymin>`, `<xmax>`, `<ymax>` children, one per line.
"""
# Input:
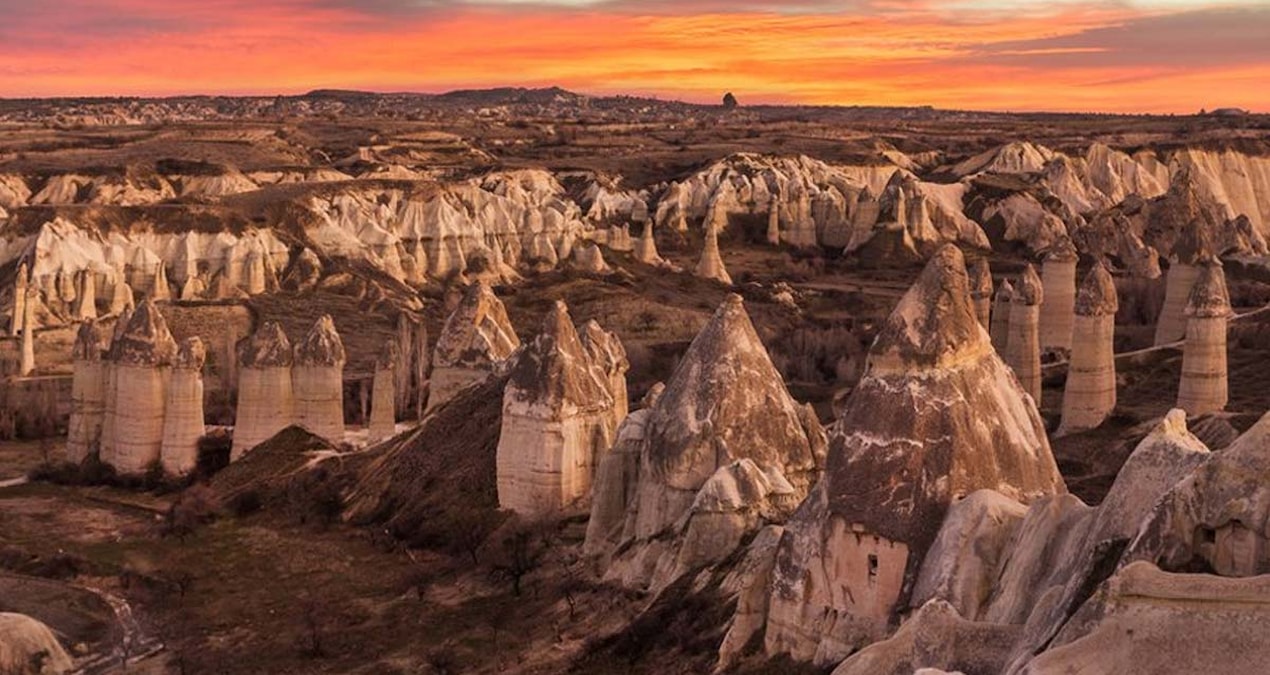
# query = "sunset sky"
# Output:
<box><xmin>1</xmin><ymin>0</ymin><xmax>1267</xmax><ymax>113</ymax></box>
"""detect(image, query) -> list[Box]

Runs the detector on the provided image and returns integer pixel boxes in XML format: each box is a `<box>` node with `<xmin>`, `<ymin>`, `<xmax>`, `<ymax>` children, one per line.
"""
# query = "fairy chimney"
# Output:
<box><xmin>1059</xmin><ymin>263</ymin><xmax>1119</xmax><ymax>434</ymax></box>
<box><xmin>1006</xmin><ymin>264</ymin><xmax>1044</xmax><ymax>403</ymax></box>
<box><xmin>1176</xmin><ymin>261</ymin><xmax>1232</xmax><ymax>416</ymax></box>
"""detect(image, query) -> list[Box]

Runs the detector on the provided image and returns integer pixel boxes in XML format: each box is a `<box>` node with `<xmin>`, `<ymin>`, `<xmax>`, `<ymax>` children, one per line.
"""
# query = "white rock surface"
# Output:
<box><xmin>428</xmin><ymin>282</ymin><xmax>519</xmax><ymax>411</ymax></box>
<box><xmin>106</xmin><ymin>300</ymin><xmax>177</xmax><ymax>473</ymax></box>
<box><xmin>292</xmin><ymin>315</ymin><xmax>347</xmax><ymax>442</ymax></box>
<box><xmin>67</xmin><ymin>320</ymin><xmax>106</xmax><ymax>463</ymax></box>
<box><xmin>232</xmin><ymin>322</ymin><xmax>294</xmax><ymax>459</ymax></box>
<box><xmin>161</xmin><ymin>337</ymin><xmax>206</xmax><ymax>475</ymax></box>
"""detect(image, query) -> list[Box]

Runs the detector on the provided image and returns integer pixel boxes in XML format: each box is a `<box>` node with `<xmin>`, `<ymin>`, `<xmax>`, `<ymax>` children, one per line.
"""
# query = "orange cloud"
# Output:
<box><xmin>0</xmin><ymin>2</ymin><xmax>1265</xmax><ymax>113</ymax></box>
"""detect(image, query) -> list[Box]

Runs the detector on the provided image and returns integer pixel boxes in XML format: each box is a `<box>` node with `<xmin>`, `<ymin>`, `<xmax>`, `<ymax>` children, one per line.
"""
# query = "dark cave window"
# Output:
<box><xmin>867</xmin><ymin>554</ymin><xmax>879</xmax><ymax>581</ymax></box>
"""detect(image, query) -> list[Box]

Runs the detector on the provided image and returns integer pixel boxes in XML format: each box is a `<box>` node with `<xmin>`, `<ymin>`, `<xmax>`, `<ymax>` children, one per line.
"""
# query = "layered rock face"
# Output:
<box><xmin>233</xmin><ymin>322</ymin><xmax>294</xmax><ymax>459</ymax></box>
<box><xmin>1059</xmin><ymin>263</ymin><xmax>1118</xmax><ymax>434</ymax></box>
<box><xmin>764</xmin><ymin>246</ymin><xmax>1064</xmax><ymax>666</ymax></box>
<box><xmin>1176</xmin><ymin>261</ymin><xmax>1231</xmax><ymax>416</ymax></box>
<box><xmin>1005</xmin><ymin>264</ymin><xmax>1044</xmax><ymax>402</ymax></box>
<box><xmin>989</xmin><ymin>279</ymin><xmax>1014</xmax><ymax>355</ymax></box>
<box><xmin>1038</xmin><ymin>239</ymin><xmax>1077</xmax><ymax>351</ymax></box>
<box><xmin>969</xmin><ymin>258</ymin><xmax>993</xmax><ymax>330</ymax></box>
<box><xmin>161</xmin><ymin>337</ymin><xmax>206</xmax><ymax>475</ymax></box>
<box><xmin>292</xmin><ymin>315</ymin><xmax>347</xmax><ymax>442</ymax></box>
<box><xmin>585</xmin><ymin>294</ymin><xmax>825</xmax><ymax>592</ymax></box>
<box><xmin>369</xmin><ymin>338</ymin><xmax>398</xmax><ymax>441</ymax></box>
<box><xmin>428</xmin><ymin>282</ymin><xmax>520</xmax><ymax>411</ymax></box>
<box><xmin>66</xmin><ymin>320</ymin><xmax>106</xmax><ymax>463</ymax></box>
<box><xmin>496</xmin><ymin>302</ymin><xmax>622</xmax><ymax>516</ymax></box>
<box><xmin>106</xmin><ymin>300</ymin><xmax>178</xmax><ymax>474</ymax></box>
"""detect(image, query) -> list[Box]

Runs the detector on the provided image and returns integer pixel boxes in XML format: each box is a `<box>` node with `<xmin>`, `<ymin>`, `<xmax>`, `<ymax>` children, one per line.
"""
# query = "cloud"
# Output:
<box><xmin>0</xmin><ymin>0</ymin><xmax>1265</xmax><ymax>112</ymax></box>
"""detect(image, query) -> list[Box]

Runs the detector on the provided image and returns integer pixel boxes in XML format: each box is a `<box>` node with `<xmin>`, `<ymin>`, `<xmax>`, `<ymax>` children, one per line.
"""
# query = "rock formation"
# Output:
<box><xmin>694</xmin><ymin>219</ymin><xmax>732</xmax><ymax>285</ymax></box>
<box><xmin>369</xmin><ymin>338</ymin><xmax>397</xmax><ymax>441</ymax></box>
<box><xmin>161</xmin><ymin>337</ymin><xmax>206</xmax><ymax>475</ymax></box>
<box><xmin>8</xmin><ymin>262</ymin><xmax>26</xmax><ymax>336</ymax></box>
<box><xmin>233</xmin><ymin>322</ymin><xmax>294</xmax><ymax>459</ymax></box>
<box><xmin>990</xmin><ymin>279</ymin><xmax>1014</xmax><ymax>355</ymax></box>
<box><xmin>1153</xmin><ymin>226</ymin><xmax>1209</xmax><ymax>346</ymax></box>
<box><xmin>632</xmin><ymin>219</ymin><xmax>663</xmax><ymax>265</ymax></box>
<box><xmin>66</xmin><ymin>320</ymin><xmax>106</xmax><ymax>463</ymax></box>
<box><xmin>1058</xmin><ymin>263</ymin><xmax>1118</xmax><ymax>434</ymax></box>
<box><xmin>586</xmin><ymin>294</ymin><xmax>825</xmax><ymax>592</ymax></box>
<box><xmin>763</xmin><ymin>245</ymin><xmax>1064</xmax><ymax>666</ymax></box>
<box><xmin>1006</xmin><ymin>264</ymin><xmax>1043</xmax><ymax>403</ymax></box>
<box><xmin>581</xmin><ymin>319</ymin><xmax>630</xmax><ymax>426</ymax></box>
<box><xmin>0</xmin><ymin>612</ymin><xmax>74</xmax><ymax>675</ymax></box>
<box><xmin>969</xmin><ymin>258</ymin><xmax>993</xmax><ymax>330</ymax></box>
<box><xmin>73</xmin><ymin>268</ymin><xmax>97</xmax><ymax>320</ymax></box>
<box><xmin>108</xmin><ymin>276</ymin><xmax>134</xmax><ymax>315</ymax></box>
<box><xmin>106</xmin><ymin>299</ymin><xmax>177</xmax><ymax>474</ymax></box>
<box><xmin>98</xmin><ymin>308</ymin><xmax>131</xmax><ymax>460</ymax></box>
<box><xmin>19</xmin><ymin>286</ymin><xmax>36</xmax><ymax>376</ymax></box>
<box><xmin>428</xmin><ymin>282</ymin><xmax>520</xmax><ymax>411</ymax></box>
<box><xmin>496</xmin><ymin>302</ymin><xmax>618</xmax><ymax>516</ymax></box>
<box><xmin>572</xmin><ymin>242</ymin><xmax>610</xmax><ymax>274</ymax></box>
<box><xmin>1039</xmin><ymin>239</ymin><xmax>1078</xmax><ymax>351</ymax></box>
<box><xmin>1176</xmin><ymin>260</ymin><xmax>1231</xmax><ymax>416</ymax></box>
<box><xmin>292</xmin><ymin>315</ymin><xmax>347</xmax><ymax>442</ymax></box>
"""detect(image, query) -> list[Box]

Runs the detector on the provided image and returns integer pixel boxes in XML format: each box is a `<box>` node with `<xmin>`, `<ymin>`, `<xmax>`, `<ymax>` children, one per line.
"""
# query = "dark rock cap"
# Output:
<box><xmin>1075</xmin><ymin>262</ymin><xmax>1119</xmax><ymax>317</ymax></box>
<box><xmin>111</xmin><ymin>299</ymin><xmax>178</xmax><ymax>366</ymax></box>
<box><xmin>238</xmin><ymin>321</ymin><xmax>293</xmax><ymax>368</ymax></box>
<box><xmin>176</xmin><ymin>337</ymin><xmax>207</xmax><ymax>370</ymax></box>
<box><xmin>1014</xmin><ymin>264</ymin><xmax>1043</xmax><ymax>305</ymax></box>
<box><xmin>293</xmin><ymin>315</ymin><xmax>347</xmax><ymax>367</ymax></box>
<box><xmin>72</xmin><ymin>319</ymin><xmax>104</xmax><ymax>361</ymax></box>
<box><xmin>1186</xmin><ymin>261</ymin><xmax>1232</xmax><ymax>318</ymax></box>
<box><xmin>970</xmin><ymin>258</ymin><xmax>994</xmax><ymax>298</ymax></box>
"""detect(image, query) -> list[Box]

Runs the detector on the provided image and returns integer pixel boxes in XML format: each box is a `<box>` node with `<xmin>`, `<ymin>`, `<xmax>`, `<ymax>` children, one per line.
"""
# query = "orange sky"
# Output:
<box><xmin>1</xmin><ymin>1</ymin><xmax>1267</xmax><ymax>113</ymax></box>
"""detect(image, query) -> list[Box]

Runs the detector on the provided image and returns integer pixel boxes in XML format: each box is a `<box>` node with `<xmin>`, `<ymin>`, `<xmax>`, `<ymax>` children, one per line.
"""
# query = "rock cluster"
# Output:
<box><xmin>585</xmin><ymin>294</ymin><xmax>825</xmax><ymax>593</ymax></box>
<box><xmin>495</xmin><ymin>302</ymin><xmax>627</xmax><ymax>516</ymax></box>
<box><xmin>762</xmin><ymin>246</ymin><xmax>1064</xmax><ymax>665</ymax></box>
<box><xmin>428</xmin><ymin>282</ymin><xmax>520</xmax><ymax>411</ymax></box>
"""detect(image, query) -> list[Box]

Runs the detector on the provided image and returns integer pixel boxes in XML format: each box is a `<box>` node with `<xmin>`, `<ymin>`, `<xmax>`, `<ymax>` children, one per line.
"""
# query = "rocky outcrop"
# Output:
<box><xmin>369</xmin><ymin>338</ymin><xmax>398</xmax><ymax>441</ymax></box>
<box><xmin>1005</xmin><ymin>264</ymin><xmax>1043</xmax><ymax>402</ymax></box>
<box><xmin>233</xmin><ymin>322</ymin><xmax>294</xmax><ymax>460</ymax></box>
<box><xmin>0</xmin><ymin>612</ymin><xmax>74</xmax><ymax>675</ymax></box>
<box><xmin>990</xmin><ymin>279</ymin><xmax>1013</xmax><ymax>355</ymax></box>
<box><xmin>19</xmin><ymin>286</ymin><xmax>36</xmax><ymax>376</ymax></box>
<box><xmin>106</xmin><ymin>299</ymin><xmax>178</xmax><ymax>473</ymax></box>
<box><xmin>764</xmin><ymin>245</ymin><xmax>1064</xmax><ymax>666</ymax></box>
<box><xmin>632</xmin><ymin>220</ymin><xmax>663</xmax><ymax>265</ymax></box>
<box><xmin>830</xmin><ymin>600</ymin><xmax>1018</xmax><ymax>675</ymax></box>
<box><xmin>1017</xmin><ymin>562</ymin><xmax>1270</xmax><ymax>675</ymax></box>
<box><xmin>969</xmin><ymin>258</ymin><xmax>993</xmax><ymax>330</ymax></box>
<box><xmin>292</xmin><ymin>315</ymin><xmax>347</xmax><ymax>442</ymax></box>
<box><xmin>7</xmin><ymin>262</ymin><xmax>26</xmax><ymax>336</ymax></box>
<box><xmin>428</xmin><ymin>282</ymin><xmax>520</xmax><ymax>411</ymax></box>
<box><xmin>1058</xmin><ymin>263</ymin><xmax>1118</xmax><ymax>434</ymax></box>
<box><xmin>585</xmin><ymin>294</ymin><xmax>825</xmax><ymax>592</ymax></box>
<box><xmin>72</xmin><ymin>269</ymin><xmax>97</xmax><ymax>321</ymax></box>
<box><xmin>67</xmin><ymin>320</ymin><xmax>106</xmax><ymax>463</ymax></box>
<box><xmin>161</xmin><ymin>337</ymin><xmax>206</xmax><ymax>475</ymax></box>
<box><xmin>1039</xmin><ymin>239</ymin><xmax>1078</xmax><ymax>351</ymax></box>
<box><xmin>1176</xmin><ymin>261</ymin><xmax>1231</xmax><ymax>416</ymax></box>
<box><xmin>1128</xmin><ymin>406</ymin><xmax>1270</xmax><ymax>577</ymax></box>
<box><xmin>496</xmin><ymin>302</ymin><xmax>619</xmax><ymax>516</ymax></box>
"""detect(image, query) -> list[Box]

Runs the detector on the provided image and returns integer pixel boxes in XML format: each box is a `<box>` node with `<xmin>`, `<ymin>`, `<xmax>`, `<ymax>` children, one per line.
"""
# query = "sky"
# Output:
<box><xmin>0</xmin><ymin>0</ymin><xmax>1267</xmax><ymax>113</ymax></box>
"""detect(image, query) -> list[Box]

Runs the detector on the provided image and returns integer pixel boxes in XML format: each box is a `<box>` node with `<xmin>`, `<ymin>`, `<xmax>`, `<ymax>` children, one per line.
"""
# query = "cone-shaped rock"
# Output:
<box><xmin>633</xmin><ymin>219</ymin><xmax>663</xmax><ymax>265</ymax></box>
<box><xmin>764</xmin><ymin>245</ymin><xmax>1064</xmax><ymax>665</ymax></box>
<box><xmin>108</xmin><ymin>276</ymin><xmax>134</xmax><ymax>315</ymax></box>
<box><xmin>107</xmin><ymin>300</ymin><xmax>178</xmax><ymax>473</ymax></box>
<box><xmin>292</xmin><ymin>315</ymin><xmax>347</xmax><ymax>442</ymax></box>
<box><xmin>66</xmin><ymin>320</ymin><xmax>106</xmax><ymax>463</ymax></box>
<box><xmin>152</xmin><ymin>264</ymin><xmax>172</xmax><ymax>302</ymax></box>
<box><xmin>1059</xmin><ymin>263</ymin><xmax>1119</xmax><ymax>434</ymax></box>
<box><xmin>428</xmin><ymin>282</ymin><xmax>520</xmax><ymax>411</ymax></box>
<box><xmin>586</xmin><ymin>294</ymin><xmax>826</xmax><ymax>591</ymax></box>
<box><xmin>161</xmin><ymin>337</ymin><xmax>206</xmax><ymax>475</ymax></box>
<box><xmin>990</xmin><ymin>279</ymin><xmax>1014</xmax><ymax>354</ymax></box>
<box><xmin>969</xmin><ymin>258</ymin><xmax>994</xmax><ymax>330</ymax></box>
<box><xmin>232</xmin><ymin>322</ymin><xmax>294</xmax><ymax>459</ymax></box>
<box><xmin>369</xmin><ymin>338</ymin><xmax>398</xmax><ymax>441</ymax></box>
<box><xmin>497</xmin><ymin>302</ymin><xmax>618</xmax><ymax>516</ymax></box>
<box><xmin>1177</xmin><ymin>260</ymin><xmax>1231</xmax><ymax>416</ymax></box>
<box><xmin>572</xmin><ymin>242</ymin><xmax>610</xmax><ymax>274</ymax></box>
<box><xmin>1039</xmin><ymin>238</ymin><xmax>1078</xmax><ymax>351</ymax></box>
<box><xmin>1006</xmin><ymin>264</ymin><xmax>1044</xmax><ymax>402</ymax></box>
<box><xmin>581</xmin><ymin>319</ymin><xmax>630</xmax><ymax>425</ymax></box>
<box><xmin>695</xmin><ymin>220</ymin><xmax>732</xmax><ymax>285</ymax></box>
